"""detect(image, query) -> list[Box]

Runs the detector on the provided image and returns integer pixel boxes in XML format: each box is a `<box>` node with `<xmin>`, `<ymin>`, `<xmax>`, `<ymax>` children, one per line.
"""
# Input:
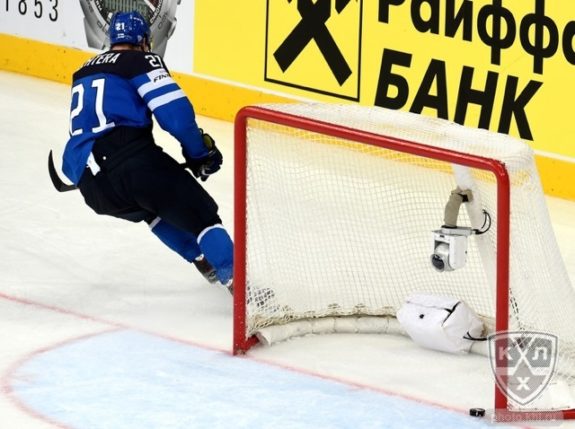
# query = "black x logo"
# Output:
<box><xmin>273</xmin><ymin>0</ymin><xmax>353</xmax><ymax>86</ymax></box>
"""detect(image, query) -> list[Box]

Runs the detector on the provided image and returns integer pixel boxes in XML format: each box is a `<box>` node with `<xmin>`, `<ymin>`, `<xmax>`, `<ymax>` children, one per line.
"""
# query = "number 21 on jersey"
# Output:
<box><xmin>69</xmin><ymin>78</ymin><xmax>115</xmax><ymax>136</ymax></box>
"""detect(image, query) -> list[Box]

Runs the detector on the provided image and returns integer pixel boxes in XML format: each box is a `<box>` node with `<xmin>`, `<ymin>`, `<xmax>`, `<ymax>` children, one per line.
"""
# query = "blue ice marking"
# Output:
<box><xmin>11</xmin><ymin>330</ymin><xmax>497</xmax><ymax>429</ymax></box>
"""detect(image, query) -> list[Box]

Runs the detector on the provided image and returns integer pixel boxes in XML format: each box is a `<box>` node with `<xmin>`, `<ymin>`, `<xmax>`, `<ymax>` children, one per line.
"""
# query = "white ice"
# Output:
<box><xmin>1</xmin><ymin>71</ymin><xmax>575</xmax><ymax>429</ymax></box>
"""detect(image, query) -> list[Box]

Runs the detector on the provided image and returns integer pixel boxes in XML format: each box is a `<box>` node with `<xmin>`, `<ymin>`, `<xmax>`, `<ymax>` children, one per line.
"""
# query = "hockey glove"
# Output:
<box><xmin>185</xmin><ymin>131</ymin><xmax>223</xmax><ymax>181</ymax></box>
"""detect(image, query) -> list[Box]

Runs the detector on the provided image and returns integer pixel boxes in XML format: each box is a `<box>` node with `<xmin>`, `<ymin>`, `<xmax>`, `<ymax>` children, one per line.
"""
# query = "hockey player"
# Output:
<box><xmin>61</xmin><ymin>11</ymin><xmax>233</xmax><ymax>291</ymax></box>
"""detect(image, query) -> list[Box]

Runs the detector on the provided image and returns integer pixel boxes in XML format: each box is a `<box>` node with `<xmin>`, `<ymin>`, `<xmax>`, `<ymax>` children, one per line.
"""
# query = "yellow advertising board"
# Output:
<box><xmin>195</xmin><ymin>0</ymin><xmax>575</xmax><ymax>170</ymax></box>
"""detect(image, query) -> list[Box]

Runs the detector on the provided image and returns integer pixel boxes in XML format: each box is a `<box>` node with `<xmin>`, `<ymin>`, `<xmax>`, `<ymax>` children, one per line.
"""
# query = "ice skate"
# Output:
<box><xmin>223</xmin><ymin>279</ymin><xmax>234</xmax><ymax>295</ymax></box>
<box><xmin>193</xmin><ymin>255</ymin><xmax>218</xmax><ymax>284</ymax></box>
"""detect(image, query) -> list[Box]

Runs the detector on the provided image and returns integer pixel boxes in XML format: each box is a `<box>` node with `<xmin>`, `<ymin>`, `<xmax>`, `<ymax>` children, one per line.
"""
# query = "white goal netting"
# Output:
<box><xmin>237</xmin><ymin>103</ymin><xmax>575</xmax><ymax>408</ymax></box>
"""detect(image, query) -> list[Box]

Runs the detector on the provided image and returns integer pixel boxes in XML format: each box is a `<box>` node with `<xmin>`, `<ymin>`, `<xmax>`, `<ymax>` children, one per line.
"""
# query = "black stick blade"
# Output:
<box><xmin>48</xmin><ymin>150</ymin><xmax>77</xmax><ymax>192</ymax></box>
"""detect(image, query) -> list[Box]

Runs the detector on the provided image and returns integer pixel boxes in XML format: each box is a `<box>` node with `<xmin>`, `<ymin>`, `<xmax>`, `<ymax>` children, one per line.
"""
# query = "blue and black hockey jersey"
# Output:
<box><xmin>62</xmin><ymin>50</ymin><xmax>206</xmax><ymax>185</ymax></box>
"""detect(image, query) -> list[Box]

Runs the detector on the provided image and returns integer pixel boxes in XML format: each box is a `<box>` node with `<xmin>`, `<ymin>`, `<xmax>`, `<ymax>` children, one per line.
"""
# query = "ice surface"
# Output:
<box><xmin>1</xmin><ymin>71</ymin><xmax>574</xmax><ymax>428</ymax></box>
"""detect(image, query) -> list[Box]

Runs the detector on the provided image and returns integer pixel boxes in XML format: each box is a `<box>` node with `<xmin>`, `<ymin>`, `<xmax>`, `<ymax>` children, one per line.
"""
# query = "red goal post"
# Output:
<box><xmin>232</xmin><ymin>104</ymin><xmax>575</xmax><ymax>421</ymax></box>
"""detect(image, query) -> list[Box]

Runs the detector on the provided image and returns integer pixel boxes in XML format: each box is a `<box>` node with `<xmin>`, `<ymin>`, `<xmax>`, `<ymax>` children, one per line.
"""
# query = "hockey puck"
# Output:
<box><xmin>469</xmin><ymin>408</ymin><xmax>486</xmax><ymax>417</ymax></box>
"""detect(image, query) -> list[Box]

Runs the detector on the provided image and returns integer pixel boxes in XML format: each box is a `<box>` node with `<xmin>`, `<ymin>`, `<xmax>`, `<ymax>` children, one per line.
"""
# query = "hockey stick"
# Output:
<box><xmin>48</xmin><ymin>150</ymin><xmax>77</xmax><ymax>192</ymax></box>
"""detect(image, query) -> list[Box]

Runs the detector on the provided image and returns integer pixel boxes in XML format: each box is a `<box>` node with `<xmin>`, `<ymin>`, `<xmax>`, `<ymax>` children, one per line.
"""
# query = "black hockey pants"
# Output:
<box><xmin>77</xmin><ymin>126</ymin><xmax>221</xmax><ymax>236</ymax></box>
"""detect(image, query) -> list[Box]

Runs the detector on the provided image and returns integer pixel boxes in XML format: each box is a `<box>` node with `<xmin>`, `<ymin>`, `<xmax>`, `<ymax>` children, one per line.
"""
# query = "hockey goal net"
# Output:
<box><xmin>233</xmin><ymin>103</ymin><xmax>575</xmax><ymax>419</ymax></box>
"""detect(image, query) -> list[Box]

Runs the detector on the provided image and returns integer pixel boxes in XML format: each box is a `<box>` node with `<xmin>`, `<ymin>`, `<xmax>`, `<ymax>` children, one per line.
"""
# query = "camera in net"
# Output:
<box><xmin>430</xmin><ymin>227</ymin><xmax>472</xmax><ymax>272</ymax></box>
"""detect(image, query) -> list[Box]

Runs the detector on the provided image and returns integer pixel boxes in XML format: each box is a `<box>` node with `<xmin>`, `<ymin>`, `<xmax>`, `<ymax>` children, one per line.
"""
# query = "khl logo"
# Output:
<box><xmin>273</xmin><ymin>0</ymin><xmax>354</xmax><ymax>86</ymax></box>
<box><xmin>488</xmin><ymin>331</ymin><xmax>558</xmax><ymax>406</ymax></box>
